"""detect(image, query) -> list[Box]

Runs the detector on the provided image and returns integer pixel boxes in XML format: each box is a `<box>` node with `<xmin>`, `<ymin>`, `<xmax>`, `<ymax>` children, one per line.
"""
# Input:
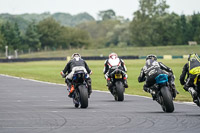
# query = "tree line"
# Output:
<box><xmin>0</xmin><ymin>18</ymin><xmax>90</xmax><ymax>54</ymax></box>
<box><xmin>0</xmin><ymin>0</ymin><xmax>200</xmax><ymax>55</ymax></box>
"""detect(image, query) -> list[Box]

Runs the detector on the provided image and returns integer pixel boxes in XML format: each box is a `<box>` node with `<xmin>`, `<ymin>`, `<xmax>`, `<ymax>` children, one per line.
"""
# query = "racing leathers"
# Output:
<box><xmin>180</xmin><ymin>54</ymin><xmax>200</xmax><ymax>102</ymax></box>
<box><xmin>138</xmin><ymin>59</ymin><xmax>177</xmax><ymax>98</ymax></box>
<box><xmin>61</xmin><ymin>57</ymin><xmax>92</xmax><ymax>97</ymax></box>
<box><xmin>103</xmin><ymin>58</ymin><xmax>128</xmax><ymax>88</ymax></box>
<box><xmin>180</xmin><ymin>63</ymin><xmax>192</xmax><ymax>90</ymax></box>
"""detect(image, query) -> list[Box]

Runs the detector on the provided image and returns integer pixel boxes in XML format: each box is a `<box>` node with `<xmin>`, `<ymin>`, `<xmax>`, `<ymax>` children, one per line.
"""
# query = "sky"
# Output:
<box><xmin>0</xmin><ymin>0</ymin><xmax>200</xmax><ymax>20</ymax></box>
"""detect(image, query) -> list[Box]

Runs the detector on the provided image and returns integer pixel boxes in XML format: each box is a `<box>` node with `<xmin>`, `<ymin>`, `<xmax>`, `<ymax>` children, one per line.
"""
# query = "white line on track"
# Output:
<box><xmin>0</xmin><ymin>74</ymin><xmax>196</xmax><ymax>106</ymax></box>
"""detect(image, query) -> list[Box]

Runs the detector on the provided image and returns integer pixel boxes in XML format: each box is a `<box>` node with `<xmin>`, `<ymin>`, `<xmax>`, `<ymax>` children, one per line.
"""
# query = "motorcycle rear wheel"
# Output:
<box><xmin>160</xmin><ymin>86</ymin><xmax>174</xmax><ymax>113</ymax></box>
<box><xmin>115</xmin><ymin>81</ymin><xmax>124</xmax><ymax>101</ymax></box>
<box><xmin>78</xmin><ymin>85</ymin><xmax>88</xmax><ymax>108</ymax></box>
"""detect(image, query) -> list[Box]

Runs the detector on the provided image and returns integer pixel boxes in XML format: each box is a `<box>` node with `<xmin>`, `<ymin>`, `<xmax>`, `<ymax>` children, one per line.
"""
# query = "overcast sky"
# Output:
<box><xmin>0</xmin><ymin>0</ymin><xmax>200</xmax><ymax>20</ymax></box>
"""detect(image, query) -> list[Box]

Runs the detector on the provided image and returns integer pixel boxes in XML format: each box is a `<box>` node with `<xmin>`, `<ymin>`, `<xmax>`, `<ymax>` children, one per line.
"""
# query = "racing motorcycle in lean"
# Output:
<box><xmin>70</xmin><ymin>70</ymin><xmax>89</xmax><ymax>108</ymax></box>
<box><xmin>108</xmin><ymin>66</ymin><xmax>125</xmax><ymax>101</ymax></box>
<box><xmin>149</xmin><ymin>74</ymin><xmax>175</xmax><ymax>112</ymax></box>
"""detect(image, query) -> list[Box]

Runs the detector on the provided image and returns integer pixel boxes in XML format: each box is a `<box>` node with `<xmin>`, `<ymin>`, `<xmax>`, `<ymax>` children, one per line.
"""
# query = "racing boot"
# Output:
<box><xmin>143</xmin><ymin>85</ymin><xmax>156</xmax><ymax>100</ymax></box>
<box><xmin>169</xmin><ymin>75</ymin><xmax>179</xmax><ymax>98</ymax></box>
<box><xmin>86</xmin><ymin>78</ymin><xmax>92</xmax><ymax>98</ymax></box>
<box><xmin>171</xmin><ymin>82</ymin><xmax>179</xmax><ymax>98</ymax></box>
<box><xmin>107</xmin><ymin>78</ymin><xmax>112</xmax><ymax>88</ymax></box>
<box><xmin>107</xmin><ymin>78</ymin><xmax>114</xmax><ymax>94</ymax></box>
<box><xmin>68</xmin><ymin>85</ymin><xmax>75</xmax><ymax>98</ymax></box>
<box><xmin>88</xmin><ymin>85</ymin><xmax>92</xmax><ymax>98</ymax></box>
<box><xmin>123</xmin><ymin>78</ymin><xmax>128</xmax><ymax>88</ymax></box>
<box><xmin>143</xmin><ymin>85</ymin><xmax>150</xmax><ymax>93</ymax></box>
<box><xmin>188</xmin><ymin>87</ymin><xmax>198</xmax><ymax>103</ymax></box>
<box><xmin>150</xmin><ymin>89</ymin><xmax>156</xmax><ymax>100</ymax></box>
<box><xmin>65</xmin><ymin>79</ymin><xmax>73</xmax><ymax>97</ymax></box>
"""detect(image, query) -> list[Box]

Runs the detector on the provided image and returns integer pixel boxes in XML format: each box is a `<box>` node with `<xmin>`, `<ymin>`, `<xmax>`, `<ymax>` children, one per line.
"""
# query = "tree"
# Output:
<box><xmin>134</xmin><ymin>0</ymin><xmax>169</xmax><ymax>19</ymax></box>
<box><xmin>0</xmin><ymin>31</ymin><xmax>6</xmax><ymax>51</ymax></box>
<box><xmin>179</xmin><ymin>15</ymin><xmax>189</xmax><ymax>44</ymax></box>
<box><xmin>77</xmin><ymin>20</ymin><xmax>121</xmax><ymax>48</ymax></box>
<box><xmin>98</xmin><ymin>9</ymin><xmax>116</xmax><ymax>21</ymax></box>
<box><xmin>106</xmin><ymin>23</ymin><xmax>131</xmax><ymax>47</ymax></box>
<box><xmin>12</xmin><ymin>22</ymin><xmax>21</xmax><ymax>49</ymax></box>
<box><xmin>130</xmin><ymin>0</ymin><xmax>170</xmax><ymax>46</ymax></box>
<box><xmin>68</xmin><ymin>28</ymin><xmax>91</xmax><ymax>48</ymax></box>
<box><xmin>157</xmin><ymin>13</ymin><xmax>182</xmax><ymax>45</ymax></box>
<box><xmin>37</xmin><ymin>17</ymin><xmax>62</xmax><ymax>50</ymax></box>
<box><xmin>56</xmin><ymin>26</ymin><xmax>91</xmax><ymax>49</ymax></box>
<box><xmin>23</xmin><ymin>21</ymin><xmax>41</xmax><ymax>51</ymax></box>
<box><xmin>189</xmin><ymin>13</ymin><xmax>200</xmax><ymax>43</ymax></box>
<box><xmin>0</xmin><ymin>21</ymin><xmax>21</xmax><ymax>50</ymax></box>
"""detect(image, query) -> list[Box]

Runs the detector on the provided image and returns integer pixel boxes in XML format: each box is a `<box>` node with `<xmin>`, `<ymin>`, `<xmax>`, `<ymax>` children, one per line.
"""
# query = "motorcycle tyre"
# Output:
<box><xmin>115</xmin><ymin>81</ymin><xmax>124</xmax><ymax>101</ymax></box>
<box><xmin>78</xmin><ymin>85</ymin><xmax>88</xmax><ymax>108</ymax></box>
<box><xmin>160</xmin><ymin>86</ymin><xmax>174</xmax><ymax>113</ymax></box>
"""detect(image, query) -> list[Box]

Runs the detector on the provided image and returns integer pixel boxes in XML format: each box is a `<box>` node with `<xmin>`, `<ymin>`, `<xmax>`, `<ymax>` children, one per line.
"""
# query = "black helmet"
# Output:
<box><xmin>71</xmin><ymin>53</ymin><xmax>81</xmax><ymax>59</ymax></box>
<box><xmin>146</xmin><ymin>54</ymin><xmax>157</xmax><ymax>61</ymax></box>
<box><xmin>188</xmin><ymin>53</ymin><xmax>199</xmax><ymax>61</ymax></box>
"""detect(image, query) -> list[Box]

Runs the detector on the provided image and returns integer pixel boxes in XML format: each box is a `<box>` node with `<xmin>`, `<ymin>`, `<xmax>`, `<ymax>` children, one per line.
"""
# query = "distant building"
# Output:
<box><xmin>188</xmin><ymin>41</ymin><xmax>197</xmax><ymax>46</ymax></box>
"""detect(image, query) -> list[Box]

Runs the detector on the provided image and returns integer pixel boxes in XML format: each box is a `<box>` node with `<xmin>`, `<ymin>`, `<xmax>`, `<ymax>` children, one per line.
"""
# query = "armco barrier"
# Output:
<box><xmin>172</xmin><ymin>56</ymin><xmax>183</xmax><ymax>59</ymax></box>
<box><xmin>83</xmin><ymin>56</ymin><xmax>139</xmax><ymax>60</ymax></box>
<box><xmin>0</xmin><ymin>56</ymin><xmax>139</xmax><ymax>63</ymax></box>
<box><xmin>139</xmin><ymin>56</ymin><xmax>164</xmax><ymax>59</ymax></box>
<box><xmin>0</xmin><ymin>57</ymin><xmax>66</xmax><ymax>63</ymax></box>
<box><xmin>0</xmin><ymin>55</ymin><xmax>189</xmax><ymax>63</ymax></box>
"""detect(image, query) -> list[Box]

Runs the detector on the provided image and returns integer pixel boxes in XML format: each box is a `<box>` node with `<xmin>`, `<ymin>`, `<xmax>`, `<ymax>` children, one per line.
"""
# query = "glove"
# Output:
<box><xmin>180</xmin><ymin>80</ymin><xmax>185</xmax><ymax>86</ymax></box>
<box><xmin>60</xmin><ymin>71</ymin><xmax>66</xmax><ymax>78</ymax></box>
<box><xmin>89</xmin><ymin>71</ymin><xmax>93</xmax><ymax>75</ymax></box>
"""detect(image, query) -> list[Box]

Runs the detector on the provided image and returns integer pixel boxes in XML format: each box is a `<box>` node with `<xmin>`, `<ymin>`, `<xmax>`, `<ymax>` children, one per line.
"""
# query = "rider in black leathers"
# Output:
<box><xmin>60</xmin><ymin>53</ymin><xmax>92</xmax><ymax>97</ymax></box>
<box><xmin>180</xmin><ymin>53</ymin><xmax>200</xmax><ymax>102</ymax></box>
<box><xmin>138</xmin><ymin>54</ymin><xmax>178</xmax><ymax>98</ymax></box>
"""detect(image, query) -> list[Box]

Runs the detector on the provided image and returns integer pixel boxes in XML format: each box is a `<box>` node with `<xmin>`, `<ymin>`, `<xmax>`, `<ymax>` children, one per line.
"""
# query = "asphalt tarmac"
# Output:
<box><xmin>0</xmin><ymin>75</ymin><xmax>200</xmax><ymax>133</ymax></box>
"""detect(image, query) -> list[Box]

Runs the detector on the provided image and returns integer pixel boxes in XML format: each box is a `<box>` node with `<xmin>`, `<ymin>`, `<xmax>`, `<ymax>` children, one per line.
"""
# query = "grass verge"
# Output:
<box><xmin>17</xmin><ymin>45</ymin><xmax>200</xmax><ymax>58</ymax></box>
<box><xmin>0</xmin><ymin>59</ymin><xmax>192</xmax><ymax>102</ymax></box>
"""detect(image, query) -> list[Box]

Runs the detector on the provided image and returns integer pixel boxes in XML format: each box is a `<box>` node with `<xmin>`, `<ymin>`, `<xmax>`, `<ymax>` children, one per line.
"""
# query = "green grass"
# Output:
<box><xmin>0</xmin><ymin>59</ymin><xmax>193</xmax><ymax>102</ymax></box>
<box><xmin>17</xmin><ymin>45</ymin><xmax>200</xmax><ymax>58</ymax></box>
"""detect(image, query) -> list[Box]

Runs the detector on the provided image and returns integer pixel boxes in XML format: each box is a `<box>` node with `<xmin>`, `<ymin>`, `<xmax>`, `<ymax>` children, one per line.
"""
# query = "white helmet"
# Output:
<box><xmin>71</xmin><ymin>53</ymin><xmax>81</xmax><ymax>59</ymax></box>
<box><xmin>109</xmin><ymin>53</ymin><xmax>118</xmax><ymax>59</ymax></box>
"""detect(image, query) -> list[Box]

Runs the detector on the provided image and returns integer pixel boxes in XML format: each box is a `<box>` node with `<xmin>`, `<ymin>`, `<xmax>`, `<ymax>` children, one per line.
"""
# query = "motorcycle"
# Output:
<box><xmin>149</xmin><ymin>74</ymin><xmax>174</xmax><ymax>113</ymax></box>
<box><xmin>108</xmin><ymin>66</ymin><xmax>125</xmax><ymax>101</ymax></box>
<box><xmin>71</xmin><ymin>70</ymin><xmax>89</xmax><ymax>108</ymax></box>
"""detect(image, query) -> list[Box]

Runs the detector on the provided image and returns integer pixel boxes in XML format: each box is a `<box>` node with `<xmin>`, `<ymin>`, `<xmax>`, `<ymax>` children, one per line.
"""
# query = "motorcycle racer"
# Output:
<box><xmin>138</xmin><ymin>54</ymin><xmax>178</xmax><ymax>98</ymax></box>
<box><xmin>103</xmin><ymin>53</ymin><xmax>128</xmax><ymax>89</ymax></box>
<box><xmin>180</xmin><ymin>53</ymin><xmax>200</xmax><ymax>103</ymax></box>
<box><xmin>60</xmin><ymin>53</ymin><xmax>92</xmax><ymax>97</ymax></box>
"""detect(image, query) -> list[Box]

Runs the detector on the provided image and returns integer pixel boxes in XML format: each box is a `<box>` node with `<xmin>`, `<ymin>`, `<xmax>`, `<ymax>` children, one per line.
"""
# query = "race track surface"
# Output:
<box><xmin>0</xmin><ymin>75</ymin><xmax>200</xmax><ymax>133</ymax></box>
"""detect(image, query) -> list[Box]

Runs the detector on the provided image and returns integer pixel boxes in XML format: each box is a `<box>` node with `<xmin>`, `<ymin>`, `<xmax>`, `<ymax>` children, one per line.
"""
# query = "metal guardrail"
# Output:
<box><xmin>0</xmin><ymin>55</ymin><xmax>191</xmax><ymax>63</ymax></box>
<box><xmin>0</xmin><ymin>57</ymin><xmax>66</xmax><ymax>63</ymax></box>
<box><xmin>0</xmin><ymin>56</ymin><xmax>139</xmax><ymax>63</ymax></box>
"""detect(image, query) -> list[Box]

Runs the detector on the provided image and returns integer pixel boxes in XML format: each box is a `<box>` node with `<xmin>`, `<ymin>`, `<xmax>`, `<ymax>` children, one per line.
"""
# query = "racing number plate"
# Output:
<box><xmin>115</xmin><ymin>74</ymin><xmax>122</xmax><ymax>79</ymax></box>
